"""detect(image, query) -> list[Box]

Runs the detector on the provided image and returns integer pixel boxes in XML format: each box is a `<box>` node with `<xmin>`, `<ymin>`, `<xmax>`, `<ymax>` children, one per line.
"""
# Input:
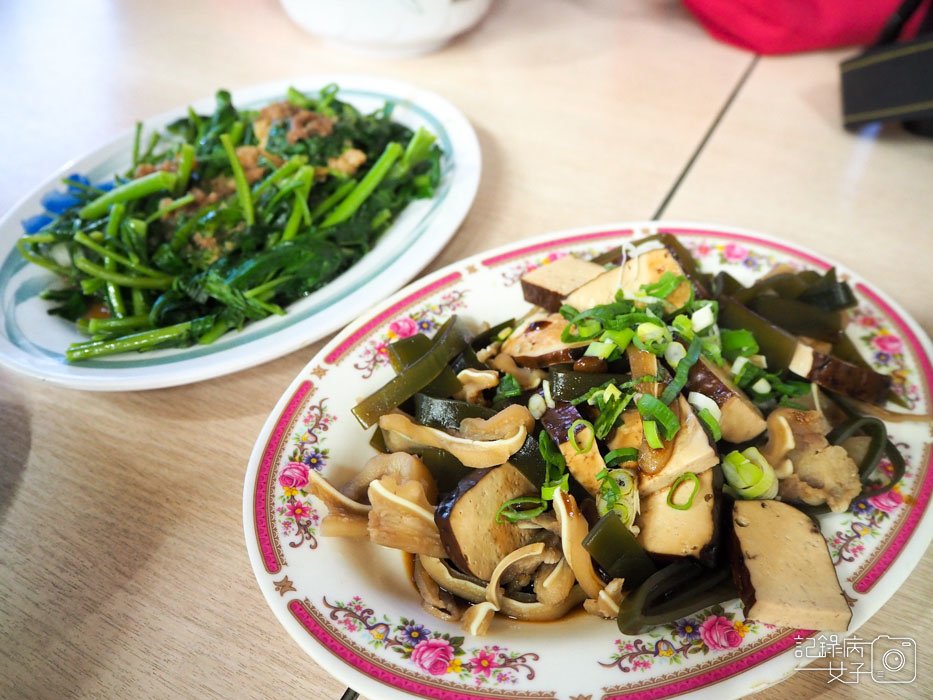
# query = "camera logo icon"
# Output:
<box><xmin>870</xmin><ymin>636</ymin><xmax>917</xmax><ymax>684</ymax></box>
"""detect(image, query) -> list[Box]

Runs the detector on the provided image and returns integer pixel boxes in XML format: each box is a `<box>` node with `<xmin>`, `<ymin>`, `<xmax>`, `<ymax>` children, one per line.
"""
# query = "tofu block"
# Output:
<box><xmin>520</xmin><ymin>256</ymin><xmax>605</xmax><ymax>311</ymax></box>
<box><xmin>731</xmin><ymin>499</ymin><xmax>852</xmax><ymax>631</ymax></box>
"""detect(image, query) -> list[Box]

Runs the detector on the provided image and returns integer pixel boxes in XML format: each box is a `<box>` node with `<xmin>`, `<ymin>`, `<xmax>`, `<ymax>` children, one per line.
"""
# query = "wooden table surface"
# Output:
<box><xmin>1</xmin><ymin>1</ymin><xmax>931</xmax><ymax>698</ymax></box>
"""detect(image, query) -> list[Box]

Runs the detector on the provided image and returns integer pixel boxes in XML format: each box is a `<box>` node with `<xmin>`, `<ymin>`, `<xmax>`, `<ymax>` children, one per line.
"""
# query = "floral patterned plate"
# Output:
<box><xmin>243</xmin><ymin>223</ymin><xmax>933</xmax><ymax>700</ymax></box>
<box><xmin>0</xmin><ymin>75</ymin><xmax>480</xmax><ymax>390</ymax></box>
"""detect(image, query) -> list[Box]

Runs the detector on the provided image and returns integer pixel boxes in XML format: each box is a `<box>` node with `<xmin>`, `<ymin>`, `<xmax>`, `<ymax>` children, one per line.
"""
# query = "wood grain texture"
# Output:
<box><xmin>1</xmin><ymin>1</ymin><xmax>930</xmax><ymax>699</ymax></box>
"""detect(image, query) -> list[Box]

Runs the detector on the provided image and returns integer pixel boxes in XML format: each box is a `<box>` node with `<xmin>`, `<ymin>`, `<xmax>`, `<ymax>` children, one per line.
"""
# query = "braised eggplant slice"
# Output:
<box><xmin>434</xmin><ymin>463</ymin><xmax>538</xmax><ymax>581</ymax></box>
<box><xmin>520</xmin><ymin>256</ymin><xmax>605</xmax><ymax>311</ymax></box>
<box><xmin>730</xmin><ymin>499</ymin><xmax>851</xmax><ymax>631</ymax></box>
<box><xmin>687</xmin><ymin>356</ymin><xmax>766</xmax><ymax>443</ymax></box>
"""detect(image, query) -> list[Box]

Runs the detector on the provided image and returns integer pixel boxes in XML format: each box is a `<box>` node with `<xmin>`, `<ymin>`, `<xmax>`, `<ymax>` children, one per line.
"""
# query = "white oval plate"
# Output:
<box><xmin>244</xmin><ymin>222</ymin><xmax>933</xmax><ymax>700</ymax></box>
<box><xmin>0</xmin><ymin>75</ymin><xmax>480</xmax><ymax>391</ymax></box>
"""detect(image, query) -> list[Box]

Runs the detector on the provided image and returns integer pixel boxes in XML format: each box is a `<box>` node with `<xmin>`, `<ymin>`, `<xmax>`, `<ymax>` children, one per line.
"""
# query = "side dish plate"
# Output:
<box><xmin>244</xmin><ymin>222</ymin><xmax>932</xmax><ymax>700</ymax></box>
<box><xmin>0</xmin><ymin>75</ymin><xmax>480</xmax><ymax>390</ymax></box>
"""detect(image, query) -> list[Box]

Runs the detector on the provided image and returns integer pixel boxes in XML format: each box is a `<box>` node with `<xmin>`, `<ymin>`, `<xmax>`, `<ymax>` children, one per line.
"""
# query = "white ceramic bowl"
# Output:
<box><xmin>279</xmin><ymin>0</ymin><xmax>494</xmax><ymax>56</ymax></box>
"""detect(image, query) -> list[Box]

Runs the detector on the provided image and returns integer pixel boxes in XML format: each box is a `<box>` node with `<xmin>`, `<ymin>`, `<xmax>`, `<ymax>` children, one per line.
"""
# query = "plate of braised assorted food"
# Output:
<box><xmin>244</xmin><ymin>223</ymin><xmax>932</xmax><ymax>700</ymax></box>
<box><xmin>0</xmin><ymin>76</ymin><xmax>480</xmax><ymax>390</ymax></box>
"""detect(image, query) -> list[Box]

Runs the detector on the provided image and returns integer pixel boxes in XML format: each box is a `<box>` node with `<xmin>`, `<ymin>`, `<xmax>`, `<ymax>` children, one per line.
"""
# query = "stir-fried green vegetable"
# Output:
<box><xmin>20</xmin><ymin>85</ymin><xmax>443</xmax><ymax>361</ymax></box>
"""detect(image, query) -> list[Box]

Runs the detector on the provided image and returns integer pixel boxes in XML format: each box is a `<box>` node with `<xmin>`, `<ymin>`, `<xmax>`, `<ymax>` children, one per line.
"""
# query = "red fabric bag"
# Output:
<box><xmin>683</xmin><ymin>0</ymin><xmax>929</xmax><ymax>54</ymax></box>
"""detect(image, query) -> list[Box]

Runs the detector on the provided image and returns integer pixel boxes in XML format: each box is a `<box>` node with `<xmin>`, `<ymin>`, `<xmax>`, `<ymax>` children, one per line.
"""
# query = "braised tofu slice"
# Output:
<box><xmin>564</xmin><ymin>267</ymin><xmax>623</xmax><ymax>310</ymax></box>
<box><xmin>619</xmin><ymin>247</ymin><xmax>693</xmax><ymax>311</ymax></box>
<box><xmin>500</xmin><ymin>313</ymin><xmax>588</xmax><ymax>369</ymax></box>
<box><xmin>434</xmin><ymin>463</ymin><xmax>538</xmax><ymax>581</ymax></box>
<box><xmin>637</xmin><ymin>468</ymin><xmax>719</xmax><ymax>562</ymax></box>
<box><xmin>638</xmin><ymin>397</ymin><xmax>719</xmax><ymax>496</ymax></box>
<box><xmin>541</xmin><ymin>403</ymin><xmax>606</xmax><ymax>496</ymax></box>
<box><xmin>520</xmin><ymin>256</ymin><xmax>605</xmax><ymax>312</ymax></box>
<box><xmin>731</xmin><ymin>499</ymin><xmax>851</xmax><ymax>631</ymax></box>
<box><xmin>687</xmin><ymin>357</ymin><xmax>766</xmax><ymax>443</ymax></box>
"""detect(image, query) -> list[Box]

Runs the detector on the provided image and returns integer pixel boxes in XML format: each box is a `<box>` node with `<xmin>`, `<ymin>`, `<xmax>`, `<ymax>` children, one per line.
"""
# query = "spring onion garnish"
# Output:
<box><xmin>636</xmin><ymin>394</ymin><xmax>681</xmax><ymax>440</ymax></box>
<box><xmin>671</xmin><ymin>313</ymin><xmax>694</xmax><ymax>340</ymax></box>
<box><xmin>696</xmin><ymin>408</ymin><xmax>722</xmax><ymax>441</ymax></box>
<box><xmin>667</xmin><ymin>472</ymin><xmax>700</xmax><ymax>510</ymax></box>
<box><xmin>494</xmin><ymin>373</ymin><xmax>522</xmax><ymax>400</ymax></box>
<box><xmin>750</xmin><ymin>377</ymin><xmax>772</xmax><ymax>395</ymax></box>
<box><xmin>690</xmin><ymin>303</ymin><xmax>716</xmax><ymax>333</ymax></box>
<box><xmin>497</xmin><ymin>326</ymin><xmax>513</xmax><ymax>341</ymax></box>
<box><xmin>634</xmin><ymin>322</ymin><xmax>671</xmax><ymax>355</ymax></box>
<box><xmin>568</xmin><ymin>419</ymin><xmax>595</xmax><ymax>453</ymax></box>
<box><xmin>542</xmin><ymin>379</ymin><xmax>555</xmax><ymax>409</ymax></box>
<box><xmin>584</xmin><ymin>340</ymin><xmax>616</xmax><ymax>359</ymax></box>
<box><xmin>601</xmin><ymin>328</ymin><xmax>634</xmax><ymax>351</ymax></box>
<box><xmin>687</xmin><ymin>391</ymin><xmax>721</xmax><ymax>422</ymax></box>
<box><xmin>538</xmin><ymin>430</ymin><xmax>566</xmax><ymax>471</ymax></box>
<box><xmin>596</xmin><ymin>467</ymin><xmax>640</xmax><ymax>530</ymax></box>
<box><xmin>660</xmin><ymin>336</ymin><xmax>703</xmax><ymax>405</ymax></box>
<box><xmin>640</xmin><ymin>271</ymin><xmax>685</xmax><ymax>300</ymax></box>
<box><xmin>720</xmin><ymin>328</ymin><xmax>759</xmax><ymax>361</ymax></box>
<box><xmin>561</xmin><ymin>318</ymin><xmax>602</xmax><ymax>343</ymax></box>
<box><xmin>605</xmin><ymin>447</ymin><xmax>639</xmax><ymax>466</ymax></box>
<box><xmin>541</xmin><ymin>472</ymin><xmax>570</xmax><ymax>501</ymax></box>
<box><xmin>731</xmin><ymin>355</ymin><xmax>751</xmax><ymax>380</ymax></box>
<box><xmin>664</xmin><ymin>341</ymin><xmax>687</xmax><ymax>368</ymax></box>
<box><xmin>496</xmin><ymin>496</ymin><xmax>548</xmax><ymax>523</ymax></box>
<box><xmin>722</xmin><ymin>447</ymin><xmax>778</xmax><ymax>499</ymax></box>
<box><xmin>642</xmin><ymin>419</ymin><xmax>663</xmax><ymax>449</ymax></box>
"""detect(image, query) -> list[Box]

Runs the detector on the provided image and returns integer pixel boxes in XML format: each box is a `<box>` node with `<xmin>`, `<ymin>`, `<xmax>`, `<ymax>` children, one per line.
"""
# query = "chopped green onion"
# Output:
<box><xmin>561</xmin><ymin>318</ymin><xmax>602</xmax><ymax>343</ymax></box>
<box><xmin>667</xmin><ymin>472</ymin><xmax>700</xmax><ymax>510</ymax></box>
<box><xmin>594</xmin><ymin>392</ymin><xmax>632</xmax><ymax>439</ymax></box>
<box><xmin>637</xmin><ymin>395</ymin><xmax>680</xmax><ymax>441</ymax></box>
<box><xmin>538</xmin><ymin>430</ymin><xmax>566</xmax><ymax>470</ymax></box>
<box><xmin>584</xmin><ymin>340</ymin><xmax>615</xmax><ymax>359</ymax></box>
<box><xmin>722</xmin><ymin>447</ymin><xmax>778</xmax><ymax>499</ymax></box>
<box><xmin>497</xmin><ymin>326</ymin><xmax>513</xmax><ymax>341</ymax></box>
<box><xmin>541</xmin><ymin>473</ymin><xmax>570</xmax><ymax>500</ymax></box>
<box><xmin>568</xmin><ymin>419</ymin><xmax>595</xmax><ymax>453</ymax></box>
<box><xmin>640</xmin><ymin>271</ymin><xmax>685</xmax><ymax>300</ymax></box>
<box><xmin>731</xmin><ymin>356</ymin><xmax>751</xmax><ymax>379</ymax></box>
<box><xmin>664</xmin><ymin>341</ymin><xmax>687</xmax><ymax>368</ymax></box>
<box><xmin>671</xmin><ymin>314</ymin><xmax>694</xmax><ymax>340</ymax></box>
<box><xmin>720</xmin><ymin>328</ymin><xmax>759</xmax><ymax>361</ymax></box>
<box><xmin>687</xmin><ymin>391</ymin><xmax>721</xmax><ymax>422</ymax></box>
<box><xmin>495</xmin><ymin>496</ymin><xmax>548</xmax><ymax>523</ymax></box>
<box><xmin>696</xmin><ymin>408</ymin><xmax>722</xmax><ymax>441</ymax></box>
<box><xmin>601</xmin><ymin>328</ymin><xmax>634</xmax><ymax>351</ymax></box>
<box><xmin>690</xmin><ymin>303</ymin><xmax>716</xmax><ymax>333</ymax></box>
<box><xmin>494</xmin><ymin>373</ymin><xmax>522</xmax><ymax>400</ymax></box>
<box><xmin>605</xmin><ymin>447</ymin><xmax>639</xmax><ymax>466</ymax></box>
<box><xmin>660</xmin><ymin>336</ymin><xmax>702</xmax><ymax>404</ymax></box>
<box><xmin>750</xmin><ymin>377</ymin><xmax>772</xmax><ymax>395</ymax></box>
<box><xmin>542</xmin><ymin>379</ymin><xmax>555</xmax><ymax>409</ymax></box>
<box><xmin>643</xmin><ymin>420</ymin><xmax>663</xmax><ymax>449</ymax></box>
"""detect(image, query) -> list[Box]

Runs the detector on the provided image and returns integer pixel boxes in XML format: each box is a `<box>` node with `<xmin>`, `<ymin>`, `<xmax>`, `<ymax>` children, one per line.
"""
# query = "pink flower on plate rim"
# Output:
<box><xmin>869</xmin><ymin>489</ymin><xmax>904</xmax><ymax>514</ymax></box>
<box><xmin>470</xmin><ymin>649</ymin><xmax>499</xmax><ymax>677</ymax></box>
<box><xmin>699</xmin><ymin>615</ymin><xmax>743</xmax><ymax>650</ymax></box>
<box><xmin>723</xmin><ymin>242</ymin><xmax>748</xmax><ymax>263</ymax></box>
<box><xmin>873</xmin><ymin>334</ymin><xmax>903</xmax><ymax>355</ymax></box>
<box><xmin>285</xmin><ymin>500</ymin><xmax>314</xmax><ymax>521</ymax></box>
<box><xmin>389</xmin><ymin>317</ymin><xmax>419</xmax><ymax>339</ymax></box>
<box><xmin>410</xmin><ymin>638</ymin><xmax>455</xmax><ymax>676</ymax></box>
<box><xmin>695</xmin><ymin>242</ymin><xmax>712</xmax><ymax>257</ymax></box>
<box><xmin>279</xmin><ymin>461</ymin><xmax>310</xmax><ymax>490</ymax></box>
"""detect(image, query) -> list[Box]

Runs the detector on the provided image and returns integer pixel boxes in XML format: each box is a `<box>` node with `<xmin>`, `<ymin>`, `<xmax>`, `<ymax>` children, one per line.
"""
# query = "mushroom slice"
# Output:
<box><xmin>308</xmin><ymin>471</ymin><xmax>371</xmax><ymax>537</ymax></box>
<box><xmin>453</xmin><ymin>369</ymin><xmax>500</xmax><ymax>404</ymax></box>
<box><xmin>584</xmin><ymin>578</ymin><xmax>626</xmax><ymax>619</ymax></box>
<box><xmin>413</xmin><ymin>555</ymin><xmax>463</xmax><ymax>622</ymax></box>
<box><xmin>534</xmin><ymin>558</ymin><xmax>577</xmax><ymax>606</ymax></box>
<box><xmin>517</xmin><ymin>511</ymin><xmax>561</xmax><ymax>535</ymax></box>
<box><xmin>484</xmin><ymin>542</ymin><xmax>547</xmax><ymax>608</ymax></box>
<box><xmin>553</xmin><ymin>491</ymin><xmax>606</xmax><ymax>600</ymax></box>
<box><xmin>340</xmin><ymin>451</ymin><xmax>437</xmax><ymax>504</ymax></box>
<box><xmin>461</xmin><ymin>602</ymin><xmax>498</xmax><ymax>636</ymax></box>
<box><xmin>367</xmin><ymin>477</ymin><xmax>447</xmax><ymax>558</ymax></box>
<box><xmin>379</xmin><ymin>412</ymin><xmax>527</xmax><ymax>468</ymax></box>
<box><xmin>500</xmin><ymin>313</ymin><xmax>589</xmax><ymax>369</ymax></box>
<box><xmin>489</xmin><ymin>354</ymin><xmax>546</xmax><ymax>391</ymax></box>
<box><xmin>418</xmin><ymin>556</ymin><xmax>587</xmax><ymax>621</ymax></box>
<box><xmin>459</xmin><ymin>404</ymin><xmax>536</xmax><ymax>441</ymax></box>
